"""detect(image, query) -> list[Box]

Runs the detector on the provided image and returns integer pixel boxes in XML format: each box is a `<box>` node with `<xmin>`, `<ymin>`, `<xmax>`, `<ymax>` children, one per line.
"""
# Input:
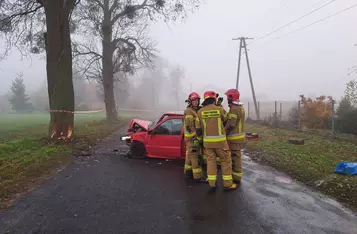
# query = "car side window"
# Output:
<box><xmin>154</xmin><ymin>118</ymin><xmax>183</xmax><ymax>135</ymax></box>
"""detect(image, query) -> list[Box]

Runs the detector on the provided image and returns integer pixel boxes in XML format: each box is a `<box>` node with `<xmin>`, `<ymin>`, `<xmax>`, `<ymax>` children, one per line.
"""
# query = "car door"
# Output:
<box><xmin>145</xmin><ymin>118</ymin><xmax>183</xmax><ymax>159</ymax></box>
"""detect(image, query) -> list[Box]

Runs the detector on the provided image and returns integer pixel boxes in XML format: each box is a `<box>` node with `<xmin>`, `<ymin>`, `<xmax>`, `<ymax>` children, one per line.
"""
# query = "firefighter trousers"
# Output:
<box><xmin>184</xmin><ymin>140</ymin><xmax>203</xmax><ymax>179</ymax></box>
<box><xmin>205</xmin><ymin>142</ymin><xmax>233</xmax><ymax>188</ymax></box>
<box><xmin>228</xmin><ymin>142</ymin><xmax>243</xmax><ymax>182</ymax></box>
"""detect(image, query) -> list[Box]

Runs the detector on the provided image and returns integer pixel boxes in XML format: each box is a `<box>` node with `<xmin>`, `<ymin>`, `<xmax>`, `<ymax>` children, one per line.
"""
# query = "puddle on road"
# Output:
<box><xmin>242</xmin><ymin>154</ymin><xmax>293</xmax><ymax>185</ymax></box>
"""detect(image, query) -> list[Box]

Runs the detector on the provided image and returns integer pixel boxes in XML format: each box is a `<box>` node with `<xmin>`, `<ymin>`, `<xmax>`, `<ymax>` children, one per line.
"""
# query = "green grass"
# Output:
<box><xmin>246</xmin><ymin>124</ymin><xmax>357</xmax><ymax>210</ymax></box>
<box><xmin>0</xmin><ymin>112</ymin><xmax>131</xmax><ymax>209</ymax></box>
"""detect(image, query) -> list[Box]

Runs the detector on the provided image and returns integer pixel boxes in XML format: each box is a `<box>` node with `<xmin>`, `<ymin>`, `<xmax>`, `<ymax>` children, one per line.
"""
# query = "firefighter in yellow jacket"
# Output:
<box><xmin>224</xmin><ymin>89</ymin><xmax>246</xmax><ymax>183</ymax></box>
<box><xmin>195</xmin><ymin>90</ymin><xmax>237</xmax><ymax>190</ymax></box>
<box><xmin>184</xmin><ymin>92</ymin><xmax>206</xmax><ymax>183</ymax></box>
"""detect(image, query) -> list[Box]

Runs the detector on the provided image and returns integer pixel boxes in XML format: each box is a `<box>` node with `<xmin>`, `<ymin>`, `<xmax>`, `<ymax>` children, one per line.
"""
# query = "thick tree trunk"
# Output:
<box><xmin>101</xmin><ymin>3</ymin><xmax>118</xmax><ymax>123</ymax></box>
<box><xmin>102</xmin><ymin>38</ymin><xmax>118</xmax><ymax>122</ymax></box>
<box><xmin>43</xmin><ymin>0</ymin><xmax>75</xmax><ymax>140</ymax></box>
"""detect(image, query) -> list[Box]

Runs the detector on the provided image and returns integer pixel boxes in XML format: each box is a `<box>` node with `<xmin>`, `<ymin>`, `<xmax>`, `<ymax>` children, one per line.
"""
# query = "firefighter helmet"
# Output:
<box><xmin>225</xmin><ymin>89</ymin><xmax>240</xmax><ymax>102</ymax></box>
<box><xmin>203</xmin><ymin>91</ymin><xmax>217</xmax><ymax>100</ymax></box>
<box><xmin>188</xmin><ymin>92</ymin><xmax>200</xmax><ymax>101</ymax></box>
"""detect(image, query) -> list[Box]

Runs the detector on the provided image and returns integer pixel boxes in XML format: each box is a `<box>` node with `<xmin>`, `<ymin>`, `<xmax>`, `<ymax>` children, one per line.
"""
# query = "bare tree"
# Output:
<box><xmin>71</xmin><ymin>0</ymin><xmax>200</xmax><ymax>122</ymax></box>
<box><xmin>72</xmin><ymin>11</ymin><xmax>156</xmax><ymax>120</ymax></box>
<box><xmin>0</xmin><ymin>0</ymin><xmax>78</xmax><ymax>140</ymax></box>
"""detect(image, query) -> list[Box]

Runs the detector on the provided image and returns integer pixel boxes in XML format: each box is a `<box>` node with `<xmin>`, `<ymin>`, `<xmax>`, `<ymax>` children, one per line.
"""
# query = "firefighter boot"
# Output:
<box><xmin>185</xmin><ymin>169</ymin><xmax>193</xmax><ymax>179</ymax></box>
<box><xmin>224</xmin><ymin>183</ymin><xmax>237</xmax><ymax>190</ymax></box>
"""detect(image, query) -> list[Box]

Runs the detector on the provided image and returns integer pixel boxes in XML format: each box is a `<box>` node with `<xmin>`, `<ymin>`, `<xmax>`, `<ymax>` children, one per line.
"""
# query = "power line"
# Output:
<box><xmin>254</xmin><ymin>3</ymin><xmax>357</xmax><ymax>48</ymax></box>
<box><xmin>250</xmin><ymin>0</ymin><xmax>330</xmax><ymax>31</ymax></box>
<box><xmin>255</xmin><ymin>0</ymin><xmax>336</xmax><ymax>42</ymax></box>
<box><xmin>249</xmin><ymin>0</ymin><xmax>296</xmax><ymax>29</ymax></box>
<box><xmin>245</xmin><ymin>0</ymin><xmax>331</xmax><ymax>48</ymax></box>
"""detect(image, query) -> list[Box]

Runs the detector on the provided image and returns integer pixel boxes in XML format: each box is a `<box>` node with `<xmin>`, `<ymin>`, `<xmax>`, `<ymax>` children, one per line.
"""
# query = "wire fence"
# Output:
<box><xmin>244</xmin><ymin>100</ymin><xmax>356</xmax><ymax>141</ymax></box>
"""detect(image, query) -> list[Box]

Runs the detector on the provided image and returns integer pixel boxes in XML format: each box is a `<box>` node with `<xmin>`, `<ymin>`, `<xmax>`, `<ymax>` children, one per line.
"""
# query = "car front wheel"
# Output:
<box><xmin>129</xmin><ymin>140</ymin><xmax>147</xmax><ymax>159</ymax></box>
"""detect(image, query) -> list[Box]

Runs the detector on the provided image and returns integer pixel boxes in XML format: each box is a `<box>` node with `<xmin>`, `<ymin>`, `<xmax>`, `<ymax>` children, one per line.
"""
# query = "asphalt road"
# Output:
<box><xmin>1</xmin><ymin>126</ymin><xmax>357</xmax><ymax>234</ymax></box>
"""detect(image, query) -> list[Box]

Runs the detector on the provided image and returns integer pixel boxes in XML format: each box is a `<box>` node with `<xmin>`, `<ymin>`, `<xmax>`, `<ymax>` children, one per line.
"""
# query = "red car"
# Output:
<box><xmin>120</xmin><ymin>112</ymin><xmax>256</xmax><ymax>159</ymax></box>
<box><xmin>121</xmin><ymin>112</ymin><xmax>186</xmax><ymax>159</ymax></box>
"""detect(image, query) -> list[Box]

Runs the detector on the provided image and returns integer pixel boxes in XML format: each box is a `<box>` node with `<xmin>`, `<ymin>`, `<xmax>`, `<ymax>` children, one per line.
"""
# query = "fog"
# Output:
<box><xmin>0</xmin><ymin>0</ymin><xmax>356</xmax><ymax>115</ymax></box>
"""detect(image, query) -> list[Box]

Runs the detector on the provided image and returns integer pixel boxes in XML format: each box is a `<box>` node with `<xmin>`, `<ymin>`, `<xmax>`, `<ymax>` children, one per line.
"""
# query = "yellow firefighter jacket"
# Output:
<box><xmin>195</xmin><ymin>103</ymin><xmax>228</xmax><ymax>148</ymax></box>
<box><xmin>224</xmin><ymin>104</ymin><xmax>246</xmax><ymax>144</ymax></box>
<box><xmin>184</xmin><ymin>106</ymin><xmax>198</xmax><ymax>142</ymax></box>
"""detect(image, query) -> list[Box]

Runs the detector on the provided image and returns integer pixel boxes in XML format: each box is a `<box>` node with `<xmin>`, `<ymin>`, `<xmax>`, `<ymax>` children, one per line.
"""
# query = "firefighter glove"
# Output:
<box><xmin>193</xmin><ymin>139</ymin><xmax>200</xmax><ymax>148</ymax></box>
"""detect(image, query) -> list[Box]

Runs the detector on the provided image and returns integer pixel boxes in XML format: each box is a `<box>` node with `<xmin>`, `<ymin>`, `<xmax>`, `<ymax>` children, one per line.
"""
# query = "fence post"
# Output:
<box><xmin>280</xmin><ymin>103</ymin><xmax>282</xmax><ymax>120</ymax></box>
<box><xmin>298</xmin><ymin>101</ymin><xmax>301</xmax><ymax>131</ymax></box>
<box><xmin>248</xmin><ymin>102</ymin><xmax>250</xmax><ymax>119</ymax></box>
<box><xmin>332</xmin><ymin>100</ymin><xmax>336</xmax><ymax>138</ymax></box>
<box><xmin>274</xmin><ymin>101</ymin><xmax>278</xmax><ymax>128</ymax></box>
<box><xmin>257</xmin><ymin>101</ymin><xmax>260</xmax><ymax>120</ymax></box>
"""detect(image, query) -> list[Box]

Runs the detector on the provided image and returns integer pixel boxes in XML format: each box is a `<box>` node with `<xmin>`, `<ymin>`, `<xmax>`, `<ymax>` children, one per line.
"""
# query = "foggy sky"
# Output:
<box><xmin>0</xmin><ymin>0</ymin><xmax>356</xmax><ymax>101</ymax></box>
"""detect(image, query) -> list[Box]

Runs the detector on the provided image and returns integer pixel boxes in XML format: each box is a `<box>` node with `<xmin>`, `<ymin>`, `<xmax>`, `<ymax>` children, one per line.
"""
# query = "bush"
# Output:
<box><xmin>336</xmin><ymin>96</ymin><xmax>354</xmax><ymax>118</ymax></box>
<box><xmin>338</xmin><ymin>109</ymin><xmax>357</xmax><ymax>136</ymax></box>
<box><xmin>300</xmin><ymin>95</ymin><xmax>332</xmax><ymax>129</ymax></box>
<box><xmin>288</xmin><ymin>104</ymin><xmax>299</xmax><ymax>127</ymax></box>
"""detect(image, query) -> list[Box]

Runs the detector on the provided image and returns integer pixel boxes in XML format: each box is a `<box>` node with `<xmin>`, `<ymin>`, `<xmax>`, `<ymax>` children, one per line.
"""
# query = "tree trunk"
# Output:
<box><xmin>102</xmin><ymin>39</ymin><xmax>117</xmax><ymax>122</ymax></box>
<box><xmin>102</xmin><ymin>4</ymin><xmax>118</xmax><ymax>122</ymax></box>
<box><xmin>43</xmin><ymin>0</ymin><xmax>75</xmax><ymax>140</ymax></box>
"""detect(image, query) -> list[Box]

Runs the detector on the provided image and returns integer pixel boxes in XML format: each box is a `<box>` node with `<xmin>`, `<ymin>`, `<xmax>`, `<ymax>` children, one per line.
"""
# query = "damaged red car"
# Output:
<box><xmin>121</xmin><ymin>112</ymin><xmax>257</xmax><ymax>159</ymax></box>
<box><xmin>121</xmin><ymin>112</ymin><xmax>186</xmax><ymax>159</ymax></box>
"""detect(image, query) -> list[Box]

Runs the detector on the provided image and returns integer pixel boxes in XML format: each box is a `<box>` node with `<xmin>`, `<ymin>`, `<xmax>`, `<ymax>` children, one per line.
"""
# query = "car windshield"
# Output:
<box><xmin>147</xmin><ymin>120</ymin><xmax>157</xmax><ymax>129</ymax></box>
<box><xmin>148</xmin><ymin>114</ymin><xmax>170</xmax><ymax>130</ymax></box>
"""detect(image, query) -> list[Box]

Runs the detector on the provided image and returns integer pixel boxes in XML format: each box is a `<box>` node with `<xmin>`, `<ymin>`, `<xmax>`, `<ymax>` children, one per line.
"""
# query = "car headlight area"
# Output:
<box><xmin>120</xmin><ymin>135</ymin><xmax>131</xmax><ymax>141</ymax></box>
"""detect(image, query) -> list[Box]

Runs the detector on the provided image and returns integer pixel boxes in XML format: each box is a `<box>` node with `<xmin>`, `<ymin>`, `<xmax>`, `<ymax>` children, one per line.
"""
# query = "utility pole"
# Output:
<box><xmin>232</xmin><ymin>37</ymin><xmax>260</xmax><ymax>120</ymax></box>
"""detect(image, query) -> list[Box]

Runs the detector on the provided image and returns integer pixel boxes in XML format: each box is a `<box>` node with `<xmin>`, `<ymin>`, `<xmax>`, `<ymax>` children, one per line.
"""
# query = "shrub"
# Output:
<box><xmin>300</xmin><ymin>95</ymin><xmax>332</xmax><ymax>129</ymax></box>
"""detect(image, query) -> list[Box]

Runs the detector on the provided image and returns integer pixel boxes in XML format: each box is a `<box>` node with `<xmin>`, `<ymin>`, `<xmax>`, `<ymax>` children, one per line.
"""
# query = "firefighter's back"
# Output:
<box><xmin>197</xmin><ymin>103</ymin><xmax>227</xmax><ymax>149</ymax></box>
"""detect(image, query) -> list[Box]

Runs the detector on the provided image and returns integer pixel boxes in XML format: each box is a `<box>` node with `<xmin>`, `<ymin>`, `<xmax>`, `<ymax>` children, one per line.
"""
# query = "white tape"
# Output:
<box><xmin>117</xmin><ymin>108</ymin><xmax>183</xmax><ymax>114</ymax></box>
<box><xmin>65</xmin><ymin>109</ymin><xmax>183</xmax><ymax>114</ymax></box>
<box><xmin>74</xmin><ymin>110</ymin><xmax>104</xmax><ymax>114</ymax></box>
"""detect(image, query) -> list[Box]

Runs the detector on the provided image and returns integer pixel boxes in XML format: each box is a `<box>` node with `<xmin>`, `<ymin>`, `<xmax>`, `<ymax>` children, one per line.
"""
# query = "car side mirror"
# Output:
<box><xmin>148</xmin><ymin>129</ymin><xmax>154</xmax><ymax>135</ymax></box>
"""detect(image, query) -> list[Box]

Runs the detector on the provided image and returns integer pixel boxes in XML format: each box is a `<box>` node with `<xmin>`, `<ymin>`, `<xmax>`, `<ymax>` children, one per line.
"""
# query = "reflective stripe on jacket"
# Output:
<box><xmin>225</xmin><ymin>105</ymin><xmax>246</xmax><ymax>144</ymax></box>
<box><xmin>195</xmin><ymin>103</ymin><xmax>228</xmax><ymax>148</ymax></box>
<box><xmin>184</xmin><ymin>107</ymin><xmax>198</xmax><ymax>142</ymax></box>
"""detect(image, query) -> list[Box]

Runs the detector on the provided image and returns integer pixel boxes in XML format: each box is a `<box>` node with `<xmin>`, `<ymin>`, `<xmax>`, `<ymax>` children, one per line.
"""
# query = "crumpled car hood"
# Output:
<box><xmin>130</xmin><ymin>119</ymin><xmax>152</xmax><ymax>131</ymax></box>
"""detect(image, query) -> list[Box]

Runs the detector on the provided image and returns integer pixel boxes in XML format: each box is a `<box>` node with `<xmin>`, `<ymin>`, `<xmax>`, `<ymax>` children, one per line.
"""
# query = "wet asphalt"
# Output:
<box><xmin>1</xmin><ymin>126</ymin><xmax>357</xmax><ymax>234</ymax></box>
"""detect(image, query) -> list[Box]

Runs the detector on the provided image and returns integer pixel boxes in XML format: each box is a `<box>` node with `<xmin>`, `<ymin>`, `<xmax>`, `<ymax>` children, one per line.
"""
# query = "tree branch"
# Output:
<box><xmin>0</xmin><ymin>2</ymin><xmax>43</xmax><ymax>31</ymax></box>
<box><xmin>109</xmin><ymin>0</ymin><xmax>119</xmax><ymax>13</ymax></box>
<box><xmin>91</xmin><ymin>0</ymin><xmax>104</xmax><ymax>10</ymax></box>
<box><xmin>111</xmin><ymin>0</ymin><xmax>151</xmax><ymax>25</ymax></box>
<box><xmin>73</xmin><ymin>43</ymin><xmax>103</xmax><ymax>59</ymax></box>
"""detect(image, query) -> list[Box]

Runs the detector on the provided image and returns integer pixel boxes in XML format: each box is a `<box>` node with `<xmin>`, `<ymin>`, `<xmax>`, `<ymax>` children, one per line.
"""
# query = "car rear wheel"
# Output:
<box><xmin>130</xmin><ymin>141</ymin><xmax>147</xmax><ymax>159</ymax></box>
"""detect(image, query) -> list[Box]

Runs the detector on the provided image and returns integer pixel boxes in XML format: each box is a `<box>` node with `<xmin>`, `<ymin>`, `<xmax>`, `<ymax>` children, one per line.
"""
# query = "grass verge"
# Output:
<box><xmin>245</xmin><ymin>123</ymin><xmax>357</xmax><ymax>210</ymax></box>
<box><xmin>0</xmin><ymin>113</ymin><xmax>130</xmax><ymax>209</ymax></box>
